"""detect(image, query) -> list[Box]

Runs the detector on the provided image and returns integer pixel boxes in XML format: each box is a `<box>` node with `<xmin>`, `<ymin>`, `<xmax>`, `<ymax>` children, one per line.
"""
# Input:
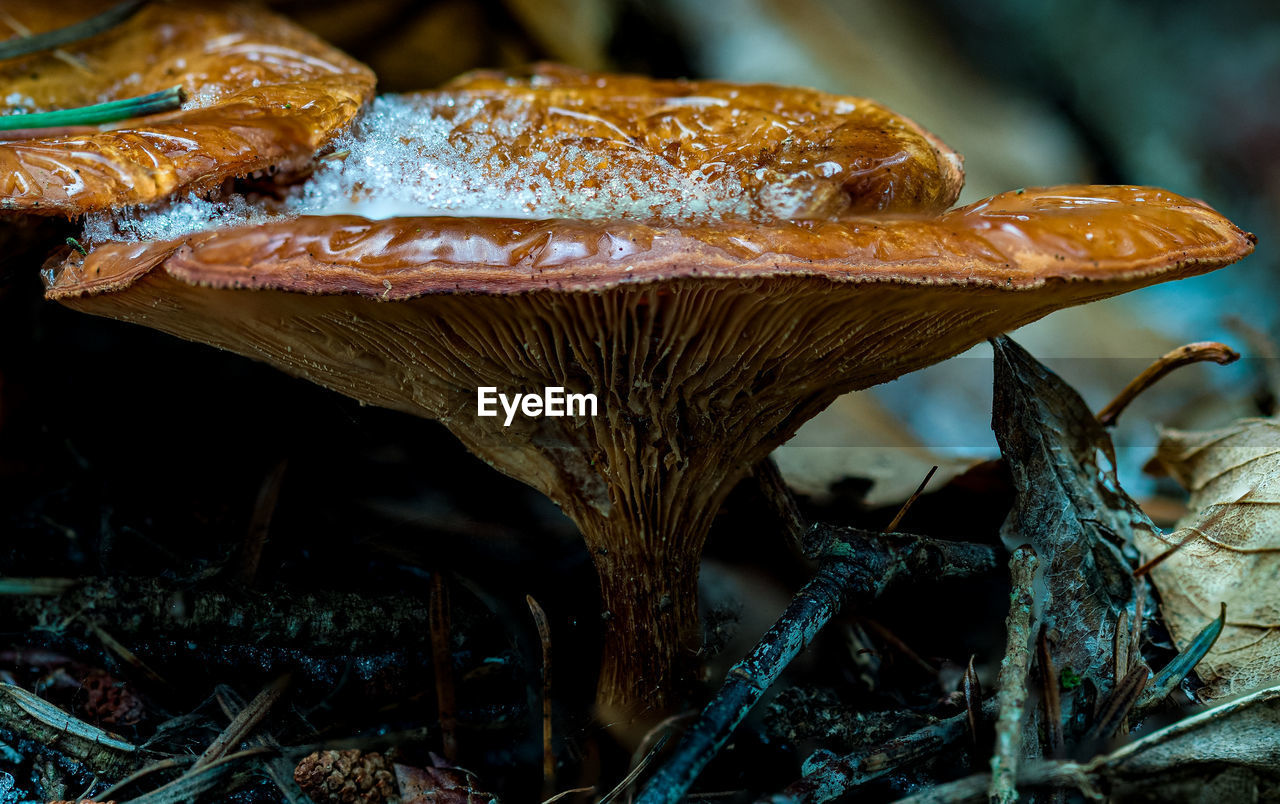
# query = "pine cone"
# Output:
<box><xmin>295</xmin><ymin>750</ymin><xmax>398</xmax><ymax>804</ymax></box>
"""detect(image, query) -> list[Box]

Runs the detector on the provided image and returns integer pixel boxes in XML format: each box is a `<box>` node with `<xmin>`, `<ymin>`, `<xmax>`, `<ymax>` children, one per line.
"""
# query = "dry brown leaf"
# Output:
<box><xmin>1139</xmin><ymin>418</ymin><xmax>1280</xmax><ymax>701</ymax></box>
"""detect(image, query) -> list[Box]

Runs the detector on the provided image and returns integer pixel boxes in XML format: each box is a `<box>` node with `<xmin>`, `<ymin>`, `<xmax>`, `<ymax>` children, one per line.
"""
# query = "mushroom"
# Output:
<box><xmin>0</xmin><ymin>2</ymin><xmax>374</xmax><ymax>215</ymax></box>
<box><xmin>42</xmin><ymin>69</ymin><xmax>1255</xmax><ymax>717</ymax></box>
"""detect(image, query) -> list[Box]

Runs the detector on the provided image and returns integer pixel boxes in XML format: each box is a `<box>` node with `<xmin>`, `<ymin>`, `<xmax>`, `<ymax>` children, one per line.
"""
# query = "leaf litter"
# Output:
<box><xmin>990</xmin><ymin>336</ymin><xmax>1152</xmax><ymax>751</ymax></box>
<box><xmin>1140</xmin><ymin>414</ymin><xmax>1280</xmax><ymax>701</ymax></box>
<box><xmin>3</xmin><ymin>298</ymin><xmax>1269</xmax><ymax>799</ymax></box>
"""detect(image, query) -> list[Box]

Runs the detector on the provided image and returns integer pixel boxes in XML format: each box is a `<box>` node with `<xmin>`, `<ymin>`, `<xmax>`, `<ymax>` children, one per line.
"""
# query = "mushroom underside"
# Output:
<box><xmin>52</xmin><ymin>267</ymin><xmax>1202</xmax><ymax>713</ymax></box>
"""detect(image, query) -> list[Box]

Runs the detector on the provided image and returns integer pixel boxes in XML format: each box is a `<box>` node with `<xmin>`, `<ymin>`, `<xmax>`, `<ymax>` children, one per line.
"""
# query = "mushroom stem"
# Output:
<box><xmin>591</xmin><ymin>537</ymin><xmax>703</xmax><ymax>719</ymax></box>
<box><xmin>550</xmin><ymin>440</ymin><xmax>732</xmax><ymax>716</ymax></box>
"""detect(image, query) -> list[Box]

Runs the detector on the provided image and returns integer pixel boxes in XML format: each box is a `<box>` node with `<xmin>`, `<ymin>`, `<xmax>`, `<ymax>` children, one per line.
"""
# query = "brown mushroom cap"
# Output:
<box><xmin>0</xmin><ymin>2</ymin><xmax>375</xmax><ymax>216</ymax></box>
<box><xmin>45</xmin><ymin>184</ymin><xmax>1254</xmax><ymax>716</ymax></box>
<box><xmin>436</xmin><ymin>63</ymin><xmax>965</xmax><ymax>217</ymax></box>
<box><xmin>73</xmin><ymin>65</ymin><xmax>960</xmax><ymax>234</ymax></box>
<box><xmin>51</xmin><ymin>185</ymin><xmax>1249</xmax><ymax>297</ymax></box>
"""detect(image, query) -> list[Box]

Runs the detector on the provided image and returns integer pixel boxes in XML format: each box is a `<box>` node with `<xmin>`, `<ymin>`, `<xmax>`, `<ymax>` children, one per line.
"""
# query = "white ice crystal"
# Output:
<box><xmin>82</xmin><ymin>194</ymin><xmax>280</xmax><ymax>245</ymax></box>
<box><xmin>288</xmin><ymin>93</ymin><xmax>755</xmax><ymax>221</ymax></box>
<box><xmin>85</xmin><ymin>92</ymin><xmax>764</xmax><ymax>243</ymax></box>
<box><xmin>2</xmin><ymin>93</ymin><xmax>34</xmax><ymax>111</ymax></box>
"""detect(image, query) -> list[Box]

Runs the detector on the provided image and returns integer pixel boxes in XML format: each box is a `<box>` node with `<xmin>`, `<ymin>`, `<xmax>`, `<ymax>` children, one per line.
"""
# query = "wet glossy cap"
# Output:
<box><xmin>48</xmin><ymin>185</ymin><xmax>1255</xmax><ymax>300</ymax></box>
<box><xmin>430</xmin><ymin>63</ymin><xmax>966</xmax><ymax>218</ymax></box>
<box><xmin>0</xmin><ymin>2</ymin><xmax>375</xmax><ymax>216</ymax></box>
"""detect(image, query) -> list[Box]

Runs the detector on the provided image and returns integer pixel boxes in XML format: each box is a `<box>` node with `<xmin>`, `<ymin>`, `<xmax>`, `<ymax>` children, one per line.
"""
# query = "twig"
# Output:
<box><xmin>0</xmin><ymin>1</ymin><xmax>148</xmax><ymax>61</ymax></box>
<box><xmin>0</xmin><ymin>85</ymin><xmax>184</xmax><ymax>133</ymax></box>
<box><xmin>0</xmin><ymin>682</ymin><xmax>136</xmax><ymax>778</ymax></box>
<box><xmin>1079</xmin><ymin>663</ymin><xmax>1149</xmax><ymax>753</ymax></box>
<box><xmin>768</xmin><ymin>697</ymin><xmax>1000</xmax><ymax>803</ymax></box>
<box><xmin>193</xmin><ymin>674</ymin><xmax>290</xmax><ymax>770</ymax></box>
<box><xmin>1036</xmin><ymin>626</ymin><xmax>1064</xmax><ymax>758</ymax></box>
<box><xmin>1131</xmin><ymin>603</ymin><xmax>1225</xmax><ymax>718</ymax></box>
<box><xmin>889</xmin><ymin>759</ymin><xmax>1102</xmax><ymax>804</ymax></box>
<box><xmin>430</xmin><ymin>572</ymin><xmax>459</xmax><ymax>762</ymax></box>
<box><xmin>124</xmin><ymin>747</ymin><xmax>270</xmax><ymax>804</ymax></box>
<box><xmin>527</xmin><ymin>594</ymin><xmax>555</xmax><ymax>798</ymax></box>
<box><xmin>543</xmin><ymin>786</ymin><xmax>595</xmax><ymax>803</ymax></box>
<box><xmin>1096</xmin><ymin>342</ymin><xmax>1239</xmax><ymax>427</ymax></box>
<box><xmin>885</xmin><ymin>465</ymin><xmax>937</xmax><ymax>532</ymax></box>
<box><xmin>99</xmin><ymin>758</ymin><xmax>193</xmax><ymax>800</ymax></box>
<box><xmin>85</xmin><ymin>620</ymin><xmax>166</xmax><ymax>685</ymax></box>
<box><xmin>636</xmin><ymin>527</ymin><xmax>998</xmax><ymax>804</ymax></box>
<box><xmin>217</xmin><ymin>686</ymin><xmax>308</xmax><ymax>804</ymax></box>
<box><xmin>892</xmin><ymin>771</ymin><xmax>989</xmax><ymax>803</ymax></box>
<box><xmin>989</xmin><ymin>546</ymin><xmax>1037</xmax><ymax>804</ymax></box>
<box><xmin>962</xmin><ymin>656</ymin><xmax>982</xmax><ymax>750</ymax></box>
<box><xmin>599</xmin><ymin>732</ymin><xmax>669</xmax><ymax>804</ymax></box>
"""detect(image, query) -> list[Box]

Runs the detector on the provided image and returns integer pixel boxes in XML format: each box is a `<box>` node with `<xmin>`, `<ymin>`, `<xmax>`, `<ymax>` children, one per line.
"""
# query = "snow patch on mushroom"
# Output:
<box><xmin>82</xmin><ymin>92</ymin><xmax>771</xmax><ymax>243</ymax></box>
<box><xmin>293</xmin><ymin>93</ymin><xmax>758</xmax><ymax>221</ymax></box>
<box><xmin>83</xmin><ymin>195</ymin><xmax>281</xmax><ymax>245</ymax></box>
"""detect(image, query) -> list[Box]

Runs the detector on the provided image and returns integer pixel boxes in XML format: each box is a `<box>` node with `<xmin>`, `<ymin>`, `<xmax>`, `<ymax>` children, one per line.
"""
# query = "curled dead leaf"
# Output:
<box><xmin>990</xmin><ymin>337</ymin><xmax>1152</xmax><ymax>751</ymax></box>
<box><xmin>1139</xmin><ymin>418</ymin><xmax>1280</xmax><ymax>701</ymax></box>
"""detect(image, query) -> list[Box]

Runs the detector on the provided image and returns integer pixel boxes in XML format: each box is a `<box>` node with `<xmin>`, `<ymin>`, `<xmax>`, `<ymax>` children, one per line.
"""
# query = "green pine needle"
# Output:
<box><xmin>0</xmin><ymin>85</ymin><xmax>184</xmax><ymax>132</ymax></box>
